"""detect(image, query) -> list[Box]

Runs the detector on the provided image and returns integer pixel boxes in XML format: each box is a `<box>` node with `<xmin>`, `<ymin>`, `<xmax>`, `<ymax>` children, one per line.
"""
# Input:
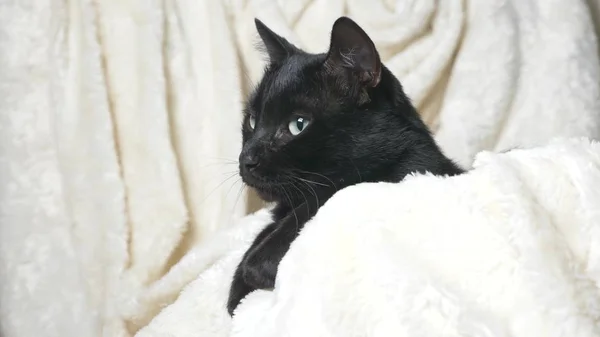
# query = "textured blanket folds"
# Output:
<box><xmin>1</xmin><ymin>0</ymin><xmax>600</xmax><ymax>336</ymax></box>
<box><xmin>138</xmin><ymin>138</ymin><xmax>600</xmax><ymax>337</ymax></box>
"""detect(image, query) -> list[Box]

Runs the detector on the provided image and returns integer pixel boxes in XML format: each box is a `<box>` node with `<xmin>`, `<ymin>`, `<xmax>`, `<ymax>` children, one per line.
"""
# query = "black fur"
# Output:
<box><xmin>227</xmin><ymin>17</ymin><xmax>464</xmax><ymax>315</ymax></box>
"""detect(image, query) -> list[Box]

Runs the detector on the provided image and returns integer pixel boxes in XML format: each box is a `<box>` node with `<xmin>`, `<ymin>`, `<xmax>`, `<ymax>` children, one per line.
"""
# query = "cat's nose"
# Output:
<box><xmin>240</xmin><ymin>153</ymin><xmax>259</xmax><ymax>171</ymax></box>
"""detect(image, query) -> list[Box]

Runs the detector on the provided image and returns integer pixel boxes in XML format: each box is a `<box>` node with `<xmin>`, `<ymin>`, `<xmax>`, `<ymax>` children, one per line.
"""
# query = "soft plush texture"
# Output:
<box><xmin>1</xmin><ymin>1</ymin><xmax>600</xmax><ymax>337</ymax></box>
<box><xmin>137</xmin><ymin>138</ymin><xmax>600</xmax><ymax>337</ymax></box>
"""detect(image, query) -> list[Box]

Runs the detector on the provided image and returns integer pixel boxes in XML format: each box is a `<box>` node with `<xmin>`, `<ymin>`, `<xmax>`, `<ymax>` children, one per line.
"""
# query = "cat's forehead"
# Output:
<box><xmin>270</xmin><ymin>55</ymin><xmax>307</xmax><ymax>91</ymax></box>
<box><xmin>252</xmin><ymin>53</ymin><xmax>325</xmax><ymax>114</ymax></box>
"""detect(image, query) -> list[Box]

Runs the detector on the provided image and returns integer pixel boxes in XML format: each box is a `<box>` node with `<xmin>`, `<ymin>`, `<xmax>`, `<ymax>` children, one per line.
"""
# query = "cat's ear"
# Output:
<box><xmin>324</xmin><ymin>17</ymin><xmax>381</xmax><ymax>88</ymax></box>
<box><xmin>255</xmin><ymin>18</ymin><xmax>298</xmax><ymax>64</ymax></box>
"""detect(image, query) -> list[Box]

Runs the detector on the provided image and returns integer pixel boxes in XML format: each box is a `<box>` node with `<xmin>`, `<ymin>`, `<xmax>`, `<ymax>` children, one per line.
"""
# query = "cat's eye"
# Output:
<box><xmin>248</xmin><ymin>116</ymin><xmax>256</xmax><ymax>130</ymax></box>
<box><xmin>288</xmin><ymin>116</ymin><xmax>310</xmax><ymax>136</ymax></box>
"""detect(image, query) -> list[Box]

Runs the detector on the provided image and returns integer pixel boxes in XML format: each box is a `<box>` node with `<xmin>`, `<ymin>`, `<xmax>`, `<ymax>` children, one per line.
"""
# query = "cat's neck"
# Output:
<box><xmin>359</xmin><ymin>141</ymin><xmax>463</xmax><ymax>185</ymax></box>
<box><xmin>374</xmin><ymin>68</ymin><xmax>464</xmax><ymax>181</ymax></box>
<box><xmin>388</xmin><ymin>144</ymin><xmax>463</xmax><ymax>181</ymax></box>
<box><xmin>274</xmin><ymin>142</ymin><xmax>463</xmax><ymax>211</ymax></box>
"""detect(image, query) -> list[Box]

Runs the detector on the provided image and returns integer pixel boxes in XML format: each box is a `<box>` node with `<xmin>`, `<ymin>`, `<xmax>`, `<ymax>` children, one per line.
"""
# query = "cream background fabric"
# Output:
<box><xmin>1</xmin><ymin>0</ymin><xmax>599</xmax><ymax>336</ymax></box>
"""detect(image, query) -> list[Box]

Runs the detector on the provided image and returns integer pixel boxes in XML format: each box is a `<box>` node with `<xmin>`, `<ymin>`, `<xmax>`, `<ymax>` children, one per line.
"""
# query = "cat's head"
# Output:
<box><xmin>239</xmin><ymin>17</ymin><xmax>431</xmax><ymax>204</ymax></box>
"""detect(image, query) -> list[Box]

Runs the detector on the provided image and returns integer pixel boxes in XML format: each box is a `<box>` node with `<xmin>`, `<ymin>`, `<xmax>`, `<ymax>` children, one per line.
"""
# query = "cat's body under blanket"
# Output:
<box><xmin>136</xmin><ymin>137</ymin><xmax>600</xmax><ymax>337</ymax></box>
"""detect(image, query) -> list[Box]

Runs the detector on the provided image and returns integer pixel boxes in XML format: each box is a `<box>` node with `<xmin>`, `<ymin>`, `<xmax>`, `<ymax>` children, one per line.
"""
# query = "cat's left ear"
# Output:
<box><xmin>324</xmin><ymin>17</ymin><xmax>381</xmax><ymax>88</ymax></box>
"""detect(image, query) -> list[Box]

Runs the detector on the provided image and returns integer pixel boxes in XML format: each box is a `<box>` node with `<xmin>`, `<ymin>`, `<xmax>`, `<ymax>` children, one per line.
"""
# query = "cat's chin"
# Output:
<box><xmin>246</xmin><ymin>182</ymin><xmax>283</xmax><ymax>203</ymax></box>
<box><xmin>241</xmin><ymin>174</ymin><xmax>282</xmax><ymax>202</ymax></box>
<box><xmin>254</xmin><ymin>187</ymin><xmax>278</xmax><ymax>202</ymax></box>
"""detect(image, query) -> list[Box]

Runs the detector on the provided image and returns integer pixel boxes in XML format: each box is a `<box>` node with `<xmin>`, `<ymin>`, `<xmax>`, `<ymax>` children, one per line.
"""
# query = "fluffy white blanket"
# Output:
<box><xmin>2</xmin><ymin>1</ymin><xmax>600</xmax><ymax>337</ymax></box>
<box><xmin>135</xmin><ymin>138</ymin><xmax>600</xmax><ymax>337</ymax></box>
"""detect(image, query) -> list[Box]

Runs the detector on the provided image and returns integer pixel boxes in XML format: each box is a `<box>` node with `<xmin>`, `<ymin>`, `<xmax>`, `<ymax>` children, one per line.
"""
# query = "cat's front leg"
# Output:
<box><xmin>241</xmin><ymin>222</ymin><xmax>295</xmax><ymax>289</ymax></box>
<box><xmin>226</xmin><ymin>202</ymin><xmax>313</xmax><ymax>315</ymax></box>
<box><xmin>227</xmin><ymin>263</ymin><xmax>255</xmax><ymax>315</ymax></box>
<box><xmin>241</xmin><ymin>202</ymin><xmax>312</xmax><ymax>289</ymax></box>
<box><xmin>226</xmin><ymin>221</ymin><xmax>291</xmax><ymax>315</ymax></box>
<box><xmin>227</xmin><ymin>220</ymin><xmax>279</xmax><ymax>315</ymax></box>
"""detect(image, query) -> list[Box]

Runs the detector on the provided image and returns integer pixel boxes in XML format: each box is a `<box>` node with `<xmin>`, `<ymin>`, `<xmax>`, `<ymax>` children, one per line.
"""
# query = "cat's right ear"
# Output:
<box><xmin>255</xmin><ymin>19</ymin><xmax>298</xmax><ymax>64</ymax></box>
<box><xmin>324</xmin><ymin>17</ymin><xmax>382</xmax><ymax>88</ymax></box>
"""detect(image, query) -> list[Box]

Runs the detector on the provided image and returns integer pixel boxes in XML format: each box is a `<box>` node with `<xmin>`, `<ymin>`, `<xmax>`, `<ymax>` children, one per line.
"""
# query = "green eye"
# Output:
<box><xmin>288</xmin><ymin>116</ymin><xmax>310</xmax><ymax>135</ymax></box>
<box><xmin>249</xmin><ymin>116</ymin><xmax>256</xmax><ymax>129</ymax></box>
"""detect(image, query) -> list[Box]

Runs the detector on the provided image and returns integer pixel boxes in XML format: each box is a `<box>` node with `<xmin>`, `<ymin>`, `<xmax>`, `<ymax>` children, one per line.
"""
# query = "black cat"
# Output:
<box><xmin>227</xmin><ymin>17</ymin><xmax>464</xmax><ymax>315</ymax></box>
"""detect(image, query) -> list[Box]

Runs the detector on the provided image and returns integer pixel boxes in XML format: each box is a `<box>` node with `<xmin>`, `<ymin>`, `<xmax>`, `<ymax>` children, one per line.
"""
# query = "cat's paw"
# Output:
<box><xmin>227</xmin><ymin>268</ymin><xmax>254</xmax><ymax>316</ymax></box>
<box><xmin>242</xmin><ymin>251</ymin><xmax>277</xmax><ymax>290</ymax></box>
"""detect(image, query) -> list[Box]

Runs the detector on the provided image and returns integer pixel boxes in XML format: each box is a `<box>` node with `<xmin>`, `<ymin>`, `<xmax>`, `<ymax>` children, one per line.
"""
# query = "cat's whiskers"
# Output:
<box><xmin>293</xmin><ymin>176</ymin><xmax>329</xmax><ymax>187</ymax></box>
<box><xmin>279</xmin><ymin>185</ymin><xmax>299</xmax><ymax>230</ymax></box>
<box><xmin>194</xmin><ymin>159</ymin><xmax>239</xmax><ymax>181</ymax></box>
<box><xmin>197</xmin><ymin>154</ymin><xmax>239</xmax><ymax>163</ymax></box>
<box><xmin>348</xmin><ymin>158</ymin><xmax>362</xmax><ymax>183</ymax></box>
<box><xmin>289</xmin><ymin>175</ymin><xmax>320</xmax><ymax>212</ymax></box>
<box><xmin>305</xmin><ymin>180</ymin><xmax>321</xmax><ymax>210</ymax></box>
<box><xmin>286</xmin><ymin>178</ymin><xmax>312</xmax><ymax>219</ymax></box>
<box><xmin>224</xmin><ymin>176</ymin><xmax>243</xmax><ymax>202</ymax></box>
<box><xmin>197</xmin><ymin>161</ymin><xmax>238</xmax><ymax>169</ymax></box>
<box><xmin>292</xmin><ymin>169</ymin><xmax>337</xmax><ymax>191</ymax></box>
<box><xmin>197</xmin><ymin>171</ymin><xmax>240</xmax><ymax>206</ymax></box>
<box><xmin>278</xmin><ymin>155</ymin><xmax>330</xmax><ymax>189</ymax></box>
<box><xmin>231</xmin><ymin>184</ymin><xmax>247</xmax><ymax>215</ymax></box>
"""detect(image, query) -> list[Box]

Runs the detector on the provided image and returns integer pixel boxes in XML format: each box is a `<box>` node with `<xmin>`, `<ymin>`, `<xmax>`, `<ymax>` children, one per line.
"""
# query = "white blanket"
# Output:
<box><xmin>136</xmin><ymin>138</ymin><xmax>600</xmax><ymax>337</ymax></box>
<box><xmin>138</xmin><ymin>138</ymin><xmax>600</xmax><ymax>337</ymax></box>
<box><xmin>2</xmin><ymin>0</ymin><xmax>600</xmax><ymax>336</ymax></box>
